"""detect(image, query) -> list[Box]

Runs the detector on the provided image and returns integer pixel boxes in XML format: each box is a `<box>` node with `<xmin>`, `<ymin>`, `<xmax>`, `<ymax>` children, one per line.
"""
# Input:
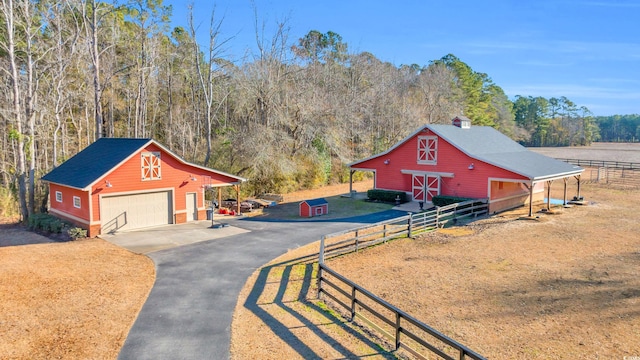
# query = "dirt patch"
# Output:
<box><xmin>0</xmin><ymin>238</ymin><xmax>155</xmax><ymax>359</ymax></box>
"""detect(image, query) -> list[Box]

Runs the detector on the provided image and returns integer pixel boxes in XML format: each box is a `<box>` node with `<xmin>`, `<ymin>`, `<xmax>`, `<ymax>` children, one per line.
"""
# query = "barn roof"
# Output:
<box><xmin>428</xmin><ymin>124</ymin><xmax>583</xmax><ymax>180</ymax></box>
<box><xmin>301</xmin><ymin>198</ymin><xmax>328</xmax><ymax>206</ymax></box>
<box><xmin>41</xmin><ymin>138</ymin><xmax>246</xmax><ymax>190</ymax></box>
<box><xmin>349</xmin><ymin>123</ymin><xmax>583</xmax><ymax>181</ymax></box>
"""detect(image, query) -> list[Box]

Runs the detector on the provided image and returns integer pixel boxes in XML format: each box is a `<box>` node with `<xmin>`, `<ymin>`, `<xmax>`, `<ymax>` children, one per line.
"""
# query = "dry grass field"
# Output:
<box><xmin>0</xmin><ymin>236</ymin><xmax>155</xmax><ymax>359</ymax></box>
<box><xmin>325</xmin><ymin>182</ymin><xmax>639</xmax><ymax>358</ymax></box>
<box><xmin>529</xmin><ymin>142</ymin><xmax>640</xmax><ymax>162</ymax></box>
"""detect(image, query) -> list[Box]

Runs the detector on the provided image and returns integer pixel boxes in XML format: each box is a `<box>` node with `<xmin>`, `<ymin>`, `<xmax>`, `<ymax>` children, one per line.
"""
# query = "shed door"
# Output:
<box><xmin>101</xmin><ymin>191</ymin><xmax>172</xmax><ymax>233</ymax></box>
<box><xmin>186</xmin><ymin>193</ymin><xmax>197</xmax><ymax>221</ymax></box>
<box><xmin>412</xmin><ymin>175</ymin><xmax>440</xmax><ymax>202</ymax></box>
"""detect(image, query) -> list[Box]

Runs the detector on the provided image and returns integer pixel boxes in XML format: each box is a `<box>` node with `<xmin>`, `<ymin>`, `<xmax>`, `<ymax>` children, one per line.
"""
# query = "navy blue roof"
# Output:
<box><xmin>303</xmin><ymin>198</ymin><xmax>328</xmax><ymax>206</ymax></box>
<box><xmin>42</xmin><ymin>138</ymin><xmax>151</xmax><ymax>189</ymax></box>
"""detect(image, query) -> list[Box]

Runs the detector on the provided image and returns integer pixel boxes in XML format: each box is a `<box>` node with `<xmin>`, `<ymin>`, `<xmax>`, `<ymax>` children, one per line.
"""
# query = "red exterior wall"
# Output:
<box><xmin>89</xmin><ymin>143</ymin><xmax>237</xmax><ymax>224</ymax></box>
<box><xmin>48</xmin><ymin>142</ymin><xmax>242</xmax><ymax>237</ymax></box>
<box><xmin>48</xmin><ymin>183</ymin><xmax>91</xmax><ymax>223</ymax></box>
<box><xmin>352</xmin><ymin>127</ymin><xmax>529</xmax><ymax>200</ymax></box>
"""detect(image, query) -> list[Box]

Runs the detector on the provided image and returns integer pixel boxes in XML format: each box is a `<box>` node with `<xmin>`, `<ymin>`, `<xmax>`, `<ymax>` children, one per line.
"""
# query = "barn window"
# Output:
<box><xmin>55</xmin><ymin>191</ymin><xmax>63</xmax><ymax>203</ymax></box>
<box><xmin>73</xmin><ymin>196</ymin><xmax>81</xmax><ymax>208</ymax></box>
<box><xmin>417</xmin><ymin>136</ymin><xmax>437</xmax><ymax>164</ymax></box>
<box><xmin>141</xmin><ymin>152</ymin><xmax>161</xmax><ymax>180</ymax></box>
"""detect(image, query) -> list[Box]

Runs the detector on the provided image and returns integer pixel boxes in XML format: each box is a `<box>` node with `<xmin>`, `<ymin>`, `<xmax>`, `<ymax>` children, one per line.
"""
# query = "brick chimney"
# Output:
<box><xmin>452</xmin><ymin>116</ymin><xmax>471</xmax><ymax>129</ymax></box>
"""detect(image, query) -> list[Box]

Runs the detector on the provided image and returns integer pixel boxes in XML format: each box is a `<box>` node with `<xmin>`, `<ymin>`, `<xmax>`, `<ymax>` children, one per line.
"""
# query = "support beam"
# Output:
<box><xmin>526</xmin><ymin>182</ymin><xmax>534</xmax><ymax>217</ymax></box>
<box><xmin>563</xmin><ymin>178</ymin><xmax>568</xmax><ymax>205</ymax></box>
<box><xmin>575</xmin><ymin>174</ymin><xmax>582</xmax><ymax>199</ymax></box>
<box><xmin>349</xmin><ymin>169</ymin><xmax>355</xmax><ymax>197</ymax></box>
<box><xmin>235</xmin><ymin>185</ymin><xmax>240</xmax><ymax>214</ymax></box>
<box><xmin>546</xmin><ymin>180</ymin><xmax>553</xmax><ymax>211</ymax></box>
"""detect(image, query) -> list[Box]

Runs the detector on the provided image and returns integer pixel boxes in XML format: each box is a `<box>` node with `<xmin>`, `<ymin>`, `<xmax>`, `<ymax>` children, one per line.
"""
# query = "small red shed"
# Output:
<box><xmin>299</xmin><ymin>198</ymin><xmax>329</xmax><ymax>218</ymax></box>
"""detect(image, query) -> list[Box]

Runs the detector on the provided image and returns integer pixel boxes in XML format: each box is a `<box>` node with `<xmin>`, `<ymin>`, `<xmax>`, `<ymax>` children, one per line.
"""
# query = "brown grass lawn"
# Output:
<box><xmin>0</xmin><ymin>238</ymin><xmax>155</xmax><ymax>359</ymax></box>
<box><xmin>232</xmin><ymin>181</ymin><xmax>640</xmax><ymax>359</ymax></box>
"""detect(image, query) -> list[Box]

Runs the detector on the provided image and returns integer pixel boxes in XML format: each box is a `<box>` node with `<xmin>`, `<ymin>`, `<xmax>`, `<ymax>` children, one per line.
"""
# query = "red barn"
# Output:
<box><xmin>349</xmin><ymin>116</ymin><xmax>584</xmax><ymax>215</ymax></box>
<box><xmin>41</xmin><ymin>138</ymin><xmax>246</xmax><ymax>237</ymax></box>
<box><xmin>299</xmin><ymin>198</ymin><xmax>329</xmax><ymax>218</ymax></box>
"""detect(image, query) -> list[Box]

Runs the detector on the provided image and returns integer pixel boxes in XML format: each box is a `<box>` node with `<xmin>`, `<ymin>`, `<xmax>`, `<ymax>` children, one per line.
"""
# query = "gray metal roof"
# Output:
<box><xmin>428</xmin><ymin>124</ymin><xmax>583</xmax><ymax>180</ymax></box>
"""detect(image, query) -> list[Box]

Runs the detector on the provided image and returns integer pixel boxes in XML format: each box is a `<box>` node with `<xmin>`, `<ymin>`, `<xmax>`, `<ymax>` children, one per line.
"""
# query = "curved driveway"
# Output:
<box><xmin>118</xmin><ymin>210</ymin><xmax>406</xmax><ymax>360</ymax></box>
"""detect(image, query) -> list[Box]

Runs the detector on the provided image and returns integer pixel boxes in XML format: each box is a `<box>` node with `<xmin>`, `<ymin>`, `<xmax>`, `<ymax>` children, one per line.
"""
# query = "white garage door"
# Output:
<box><xmin>101</xmin><ymin>191</ymin><xmax>172</xmax><ymax>233</ymax></box>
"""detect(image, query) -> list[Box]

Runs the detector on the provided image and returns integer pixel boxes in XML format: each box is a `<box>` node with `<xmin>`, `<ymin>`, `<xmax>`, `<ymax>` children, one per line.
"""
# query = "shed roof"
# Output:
<box><xmin>301</xmin><ymin>198</ymin><xmax>328</xmax><ymax>206</ymax></box>
<box><xmin>41</xmin><ymin>138</ymin><xmax>246</xmax><ymax>190</ymax></box>
<box><xmin>349</xmin><ymin>123</ymin><xmax>583</xmax><ymax>181</ymax></box>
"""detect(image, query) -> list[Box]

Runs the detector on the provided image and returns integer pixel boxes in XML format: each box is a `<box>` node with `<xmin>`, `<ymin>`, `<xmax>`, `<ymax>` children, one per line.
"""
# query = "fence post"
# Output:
<box><xmin>383</xmin><ymin>224</ymin><xmax>387</xmax><ymax>241</ymax></box>
<box><xmin>436</xmin><ymin>207</ymin><xmax>441</xmax><ymax>228</ymax></box>
<box><xmin>317</xmin><ymin>236</ymin><xmax>325</xmax><ymax>299</ymax></box>
<box><xmin>351</xmin><ymin>287</ymin><xmax>357</xmax><ymax>321</ymax></box>
<box><xmin>355</xmin><ymin>230</ymin><xmax>359</xmax><ymax>252</ymax></box>
<box><xmin>395</xmin><ymin>312</ymin><xmax>401</xmax><ymax>350</ymax></box>
<box><xmin>407</xmin><ymin>213</ymin><xmax>413</xmax><ymax>238</ymax></box>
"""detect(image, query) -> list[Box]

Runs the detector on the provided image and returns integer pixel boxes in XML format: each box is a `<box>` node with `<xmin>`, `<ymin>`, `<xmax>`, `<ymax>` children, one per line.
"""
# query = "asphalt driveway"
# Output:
<box><xmin>118</xmin><ymin>210</ymin><xmax>406</xmax><ymax>360</ymax></box>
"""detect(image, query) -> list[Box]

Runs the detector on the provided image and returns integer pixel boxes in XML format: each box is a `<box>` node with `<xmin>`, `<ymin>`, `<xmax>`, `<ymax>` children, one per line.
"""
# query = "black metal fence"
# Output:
<box><xmin>316</xmin><ymin>199</ymin><xmax>489</xmax><ymax>359</ymax></box>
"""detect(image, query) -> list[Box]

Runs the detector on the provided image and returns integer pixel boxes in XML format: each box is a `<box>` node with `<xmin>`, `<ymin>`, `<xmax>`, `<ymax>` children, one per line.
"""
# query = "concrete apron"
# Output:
<box><xmin>99</xmin><ymin>220</ymin><xmax>250</xmax><ymax>254</ymax></box>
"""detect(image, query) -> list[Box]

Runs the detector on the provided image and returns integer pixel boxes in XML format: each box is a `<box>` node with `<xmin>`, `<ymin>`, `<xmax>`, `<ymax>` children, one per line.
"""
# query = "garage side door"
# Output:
<box><xmin>101</xmin><ymin>191</ymin><xmax>172</xmax><ymax>233</ymax></box>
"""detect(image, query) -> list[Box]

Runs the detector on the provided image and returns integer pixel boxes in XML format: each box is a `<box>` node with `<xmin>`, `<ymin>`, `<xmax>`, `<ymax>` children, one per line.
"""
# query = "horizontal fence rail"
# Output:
<box><xmin>316</xmin><ymin>199</ymin><xmax>489</xmax><ymax>359</ymax></box>
<box><xmin>557</xmin><ymin>158</ymin><xmax>640</xmax><ymax>188</ymax></box>
<box><xmin>318</xmin><ymin>262</ymin><xmax>486</xmax><ymax>360</ymax></box>
<box><xmin>557</xmin><ymin>158</ymin><xmax>640</xmax><ymax>170</ymax></box>
<box><xmin>321</xmin><ymin>199</ymin><xmax>488</xmax><ymax>260</ymax></box>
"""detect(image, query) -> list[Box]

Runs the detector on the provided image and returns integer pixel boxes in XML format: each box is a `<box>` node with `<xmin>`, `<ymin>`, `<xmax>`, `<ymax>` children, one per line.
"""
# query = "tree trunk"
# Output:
<box><xmin>2</xmin><ymin>0</ymin><xmax>29</xmax><ymax>221</ymax></box>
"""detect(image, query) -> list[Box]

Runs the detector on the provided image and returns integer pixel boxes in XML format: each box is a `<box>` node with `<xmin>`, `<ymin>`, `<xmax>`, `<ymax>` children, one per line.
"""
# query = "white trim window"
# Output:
<box><xmin>141</xmin><ymin>151</ymin><xmax>162</xmax><ymax>180</ymax></box>
<box><xmin>73</xmin><ymin>196</ymin><xmax>81</xmax><ymax>209</ymax></box>
<box><xmin>417</xmin><ymin>136</ymin><xmax>437</xmax><ymax>164</ymax></box>
<box><xmin>55</xmin><ymin>191</ymin><xmax>63</xmax><ymax>203</ymax></box>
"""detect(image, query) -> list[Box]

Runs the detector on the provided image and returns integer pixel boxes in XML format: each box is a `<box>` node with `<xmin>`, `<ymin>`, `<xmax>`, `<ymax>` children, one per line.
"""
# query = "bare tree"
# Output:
<box><xmin>1</xmin><ymin>0</ymin><xmax>28</xmax><ymax>220</ymax></box>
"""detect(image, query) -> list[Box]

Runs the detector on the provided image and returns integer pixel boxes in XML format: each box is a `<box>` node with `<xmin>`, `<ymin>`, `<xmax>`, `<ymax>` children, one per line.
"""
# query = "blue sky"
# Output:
<box><xmin>166</xmin><ymin>0</ymin><xmax>640</xmax><ymax>116</ymax></box>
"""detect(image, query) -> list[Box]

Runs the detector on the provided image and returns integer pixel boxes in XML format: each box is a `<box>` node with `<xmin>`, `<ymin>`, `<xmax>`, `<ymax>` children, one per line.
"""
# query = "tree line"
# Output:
<box><xmin>0</xmin><ymin>0</ymin><xmax>612</xmax><ymax>221</ymax></box>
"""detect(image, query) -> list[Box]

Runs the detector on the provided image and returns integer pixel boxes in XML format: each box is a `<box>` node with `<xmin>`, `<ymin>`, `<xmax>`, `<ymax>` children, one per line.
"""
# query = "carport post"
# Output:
<box><xmin>528</xmin><ymin>182</ymin><xmax>534</xmax><ymax>217</ymax></box>
<box><xmin>546</xmin><ymin>180</ymin><xmax>552</xmax><ymax>211</ymax></box>
<box><xmin>563</xmin><ymin>178</ymin><xmax>568</xmax><ymax>205</ymax></box>
<box><xmin>234</xmin><ymin>184</ymin><xmax>240</xmax><ymax>214</ymax></box>
<box><xmin>349</xmin><ymin>169</ymin><xmax>355</xmax><ymax>197</ymax></box>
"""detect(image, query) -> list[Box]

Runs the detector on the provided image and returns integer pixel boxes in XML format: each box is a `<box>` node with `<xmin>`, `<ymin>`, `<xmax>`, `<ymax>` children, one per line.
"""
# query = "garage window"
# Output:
<box><xmin>141</xmin><ymin>152</ymin><xmax>161</xmax><ymax>181</ymax></box>
<box><xmin>73</xmin><ymin>196</ymin><xmax>81</xmax><ymax>208</ymax></box>
<box><xmin>55</xmin><ymin>191</ymin><xmax>62</xmax><ymax>203</ymax></box>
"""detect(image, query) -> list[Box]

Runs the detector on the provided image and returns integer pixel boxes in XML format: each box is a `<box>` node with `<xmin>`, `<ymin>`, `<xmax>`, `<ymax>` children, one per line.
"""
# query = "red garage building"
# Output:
<box><xmin>299</xmin><ymin>198</ymin><xmax>329</xmax><ymax>218</ymax></box>
<box><xmin>349</xmin><ymin>116</ymin><xmax>584</xmax><ymax>215</ymax></box>
<box><xmin>41</xmin><ymin>138</ymin><xmax>246</xmax><ymax>237</ymax></box>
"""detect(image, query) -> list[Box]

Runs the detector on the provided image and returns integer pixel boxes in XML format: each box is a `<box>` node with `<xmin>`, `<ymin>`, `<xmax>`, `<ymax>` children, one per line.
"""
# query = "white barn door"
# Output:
<box><xmin>412</xmin><ymin>174</ymin><xmax>440</xmax><ymax>202</ymax></box>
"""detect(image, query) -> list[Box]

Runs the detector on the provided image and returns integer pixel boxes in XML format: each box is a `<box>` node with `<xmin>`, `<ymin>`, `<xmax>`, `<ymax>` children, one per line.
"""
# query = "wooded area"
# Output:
<box><xmin>0</xmin><ymin>0</ymin><xmax>629</xmax><ymax>221</ymax></box>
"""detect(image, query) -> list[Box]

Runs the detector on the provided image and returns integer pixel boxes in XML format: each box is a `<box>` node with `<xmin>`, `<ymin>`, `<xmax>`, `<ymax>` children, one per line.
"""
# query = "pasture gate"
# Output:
<box><xmin>317</xmin><ymin>199</ymin><xmax>488</xmax><ymax>360</ymax></box>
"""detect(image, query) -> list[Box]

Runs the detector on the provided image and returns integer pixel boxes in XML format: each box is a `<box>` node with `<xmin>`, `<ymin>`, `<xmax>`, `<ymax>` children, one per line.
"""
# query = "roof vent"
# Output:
<box><xmin>452</xmin><ymin>116</ymin><xmax>471</xmax><ymax>129</ymax></box>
